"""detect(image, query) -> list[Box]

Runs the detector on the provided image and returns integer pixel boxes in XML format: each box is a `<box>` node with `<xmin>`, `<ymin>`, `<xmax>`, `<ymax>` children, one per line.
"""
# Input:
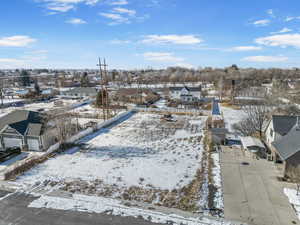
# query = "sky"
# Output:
<box><xmin>1</xmin><ymin>0</ymin><xmax>300</xmax><ymax>69</ymax></box>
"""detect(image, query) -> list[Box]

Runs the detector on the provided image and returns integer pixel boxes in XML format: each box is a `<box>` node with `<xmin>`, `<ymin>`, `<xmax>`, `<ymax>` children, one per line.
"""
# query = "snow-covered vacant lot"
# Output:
<box><xmin>16</xmin><ymin>113</ymin><xmax>212</xmax><ymax>211</ymax></box>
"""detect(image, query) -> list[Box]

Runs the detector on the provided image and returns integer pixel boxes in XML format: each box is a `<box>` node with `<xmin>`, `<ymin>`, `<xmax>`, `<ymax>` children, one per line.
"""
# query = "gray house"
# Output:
<box><xmin>272</xmin><ymin>125</ymin><xmax>300</xmax><ymax>179</ymax></box>
<box><xmin>61</xmin><ymin>87</ymin><xmax>98</xmax><ymax>99</ymax></box>
<box><xmin>265</xmin><ymin>115</ymin><xmax>297</xmax><ymax>146</ymax></box>
<box><xmin>0</xmin><ymin>110</ymin><xmax>55</xmax><ymax>151</ymax></box>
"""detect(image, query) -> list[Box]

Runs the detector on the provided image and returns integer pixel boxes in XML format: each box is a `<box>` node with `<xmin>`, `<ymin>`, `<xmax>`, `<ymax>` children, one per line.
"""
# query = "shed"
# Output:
<box><xmin>240</xmin><ymin>136</ymin><xmax>266</xmax><ymax>156</ymax></box>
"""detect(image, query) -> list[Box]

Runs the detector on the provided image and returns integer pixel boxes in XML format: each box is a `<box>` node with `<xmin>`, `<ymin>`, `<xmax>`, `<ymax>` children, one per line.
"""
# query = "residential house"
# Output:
<box><xmin>265</xmin><ymin>115</ymin><xmax>297</xmax><ymax>147</ymax></box>
<box><xmin>169</xmin><ymin>86</ymin><xmax>202</xmax><ymax>102</ymax></box>
<box><xmin>265</xmin><ymin>115</ymin><xmax>300</xmax><ymax>179</ymax></box>
<box><xmin>116</xmin><ymin>88</ymin><xmax>160</xmax><ymax>104</ymax></box>
<box><xmin>272</xmin><ymin>125</ymin><xmax>300</xmax><ymax>180</ymax></box>
<box><xmin>61</xmin><ymin>87</ymin><xmax>98</xmax><ymax>99</ymax></box>
<box><xmin>0</xmin><ymin>110</ymin><xmax>55</xmax><ymax>151</ymax></box>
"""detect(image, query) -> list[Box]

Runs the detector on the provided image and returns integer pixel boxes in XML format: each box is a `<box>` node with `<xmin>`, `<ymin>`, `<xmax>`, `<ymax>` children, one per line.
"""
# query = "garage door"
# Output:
<box><xmin>27</xmin><ymin>139</ymin><xmax>40</xmax><ymax>151</ymax></box>
<box><xmin>3</xmin><ymin>137</ymin><xmax>22</xmax><ymax>149</ymax></box>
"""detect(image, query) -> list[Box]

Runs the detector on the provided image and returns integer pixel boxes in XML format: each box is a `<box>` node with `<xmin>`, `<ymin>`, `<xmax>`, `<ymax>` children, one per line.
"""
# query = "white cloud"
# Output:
<box><xmin>285</xmin><ymin>16</ymin><xmax>300</xmax><ymax>22</ymax></box>
<box><xmin>143</xmin><ymin>52</ymin><xmax>184</xmax><ymax>62</ymax></box>
<box><xmin>66</xmin><ymin>18</ymin><xmax>87</xmax><ymax>24</ymax></box>
<box><xmin>252</xmin><ymin>19</ymin><xmax>270</xmax><ymax>26</ymax></box>
<box><xmin>99</xmin><ymin>12</ymin><xmax>130</xmax><ymax>25</ymax></box>
<box><xmin>229</xmin><ymin>46</ymin><xmax>262</xmax><ymax>51</ymax></box>
<box><xmin>109</xmin><ymin>0</ymin><xmax>128</xmax><ymax>5</ymax></box>
<box><xmin>41</xmin><ymin>0</ymin><xmax>99</xmax><ymax>13</ymax></box>
<box><xmin>113</xmin><ymin>7</ymin><xmax>136</xmax><ymax>16</ymax></box>
<box><xmin>242</xmin><ymin>55</ymin><xmax>288</xmax><ymax>62</ymax></box>
<box><xmin>271</xmin><ymin>27</ymin><xmax>292</xmax><ymax>34</ymax></box>
<box><xmin>142</xmin><ymin>35</ymin><xmax>202</xmax><ymax>45</ymax></box>
<box><xmin>267</xmin><ymin>9</ymin><xmax>275</xmax><ymax>18</ymax></box>
<box><xmin>28</xmin><ymin>50</ymin><xmax>49</xmax><ymax>54</ymax></box>
<box><xmin>255</xmin><ymin>33</ymin><xmax>300</xmax><ymax>48</ymax></box>
<box><xmin>0</xmin><ymin>35</ymin><xmax>36</xmax><ymax>47</ymax></box>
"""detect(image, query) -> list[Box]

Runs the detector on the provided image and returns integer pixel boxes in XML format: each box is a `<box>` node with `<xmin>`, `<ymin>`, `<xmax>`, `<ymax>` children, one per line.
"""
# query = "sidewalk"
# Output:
<box><xmin>220</xmin><ymin>146</ymin><xmax>299</xmax><ymax>225</ymax></box>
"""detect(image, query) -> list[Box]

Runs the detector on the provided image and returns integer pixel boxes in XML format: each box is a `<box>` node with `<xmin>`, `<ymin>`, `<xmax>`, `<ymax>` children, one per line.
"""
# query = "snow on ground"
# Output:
<box><xmin>154</xmin><ymin>99</ymin><xmax>167</xmax><ymax>108</ymax></box>
<box><xmin>220</xmin><ymin>106</ymin><xmax>247</xmax><ymax>132</ymax></box>
<box><xmin>76</xmin><ymin>118</ymin><xmax>103</xmax><ymax>126</ymax></box>
<box><xmin>17</xmin><ymin>113</ymin><xmax>206</xmax><ymax>190</ymax></box>
<box><xmin>28</xmin><ymin>193</ymin><xmax>233</xmax><ymax>225</ymax></box>
<box><xmin>0</xmin><ymin>153</ymin><xmax>29</xmax><ymax>171</ymax></box>
<box><xmin>211</xmin><ymin>153</ymin><xmax>223</xmax><ymax>211</ymax></box>
<box><xmin>284</xmin><ymin>188</ymin><xmax>300</xmax><ymax>220</ymax></box>
<box><xmin>1</xmin><ymin>98</ymin><xmax>24</xmax><ymax>104</ymax></box>
<box><xmin>15</xmin><ymin>113</ymin><xmax>208</xmax><ymax>209</ymax></box>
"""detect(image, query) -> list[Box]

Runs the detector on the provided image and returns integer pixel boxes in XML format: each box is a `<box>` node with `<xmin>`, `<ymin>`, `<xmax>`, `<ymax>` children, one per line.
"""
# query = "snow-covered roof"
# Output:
<box><xmin>240</xmin><ymin>136</ymin><xmax>265</xmax><ymax>149</ymax></box>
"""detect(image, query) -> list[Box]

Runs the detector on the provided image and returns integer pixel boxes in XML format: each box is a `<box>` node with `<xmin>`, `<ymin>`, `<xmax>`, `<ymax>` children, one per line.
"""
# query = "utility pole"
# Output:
<box><xmin>103</xmin><ymin>58</ymin><xmax>110</xmax><ymax>119</ymax></box>
<box><xmin>97</xmin><ymin>58</ymin><xmax>109</xmax><ymax>120</ymax></box>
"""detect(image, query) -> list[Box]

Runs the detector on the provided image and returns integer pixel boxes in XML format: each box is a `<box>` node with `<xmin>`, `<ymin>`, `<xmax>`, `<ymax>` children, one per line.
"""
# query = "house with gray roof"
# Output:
<box><xmin>0</xmin><ymin>110</ymin><xmax>55</xmax><ymax>151</ymax></box>
<box><xmin>265</xmin><ymin>115</ymin><xmax>298</xmax><ymax>145</ymax></box>
<box><xmin>61</xmin><ymin>87</ymin><xmax>98</xmax><ymax>99</ymax></box>
<box><xmin>272</xmin><ymin>124</ymin><xmax>300</xmax><ymax>179</ymax></box>
<box><xmin>169</xmin><ymin>86</ymin><xmax>202</xmax><ymax>102</ymax></box>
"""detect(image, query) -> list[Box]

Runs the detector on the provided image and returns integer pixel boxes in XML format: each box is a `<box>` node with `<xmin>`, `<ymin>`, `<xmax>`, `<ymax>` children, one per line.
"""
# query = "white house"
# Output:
<box><xmin>265</xmin><ymin>115</ymin><xmax>298</xmax><ymax>146</ymax></box>
<box><xmin>169</xmin><ymin>86</ymin><xmax>202</xmax><ymax>102</ymax></box>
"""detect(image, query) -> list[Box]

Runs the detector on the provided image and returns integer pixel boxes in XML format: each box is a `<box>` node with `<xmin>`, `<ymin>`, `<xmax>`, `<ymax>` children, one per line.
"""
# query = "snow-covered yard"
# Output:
<box><xmin>16</xmin><ymin>113</ymin><xmax>212</xmax><ymax>211</ymax></box>
<box><xmin>0</xmin><ymin>99</ymin><xmax>80</xmax><ymax>116</ymax></box>
<box><xmin>220</xmin><ymin>106</ymin><xmax>247</xmax><ymax>132</ymax></box>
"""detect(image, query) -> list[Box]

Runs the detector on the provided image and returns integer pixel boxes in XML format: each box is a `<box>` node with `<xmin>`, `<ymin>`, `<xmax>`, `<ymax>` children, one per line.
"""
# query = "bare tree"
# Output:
<box><xmin>232</xmin><ymin>118</ymin><xmax>256</xmax><ymax>136</ymax></box>
<box><xmin>54</xmin><ymin>113</ymin><xmax>73</xmax><ymax>144</ymax></box>
<box><xmin>238</xmin><ymin>104</ymin><xmax>270</xmax><ymax>138</ymax></box>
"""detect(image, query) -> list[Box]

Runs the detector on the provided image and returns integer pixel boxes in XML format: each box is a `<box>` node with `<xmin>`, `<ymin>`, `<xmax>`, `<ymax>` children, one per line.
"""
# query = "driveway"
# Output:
<box><xmin>220</xmin><ymin>146</ymin><xmax>298</xmax><ymax>225</ymax></box>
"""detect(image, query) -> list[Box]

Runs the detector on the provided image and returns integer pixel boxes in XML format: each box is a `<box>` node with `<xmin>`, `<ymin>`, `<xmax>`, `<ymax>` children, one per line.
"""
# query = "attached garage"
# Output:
<box><xmin>27</xmin><ymin>138</ymin><xmax>40</xmax><ymax>151</ymax></box>
<box><xmin>3</xmin><ymin>137</ymin><xmax>22</xmax><ymax>149</ymax></box>
<box><xmin>0</xmin><ymin>110</ymin><xmax>49</xmax><ymax>152</ymax></box>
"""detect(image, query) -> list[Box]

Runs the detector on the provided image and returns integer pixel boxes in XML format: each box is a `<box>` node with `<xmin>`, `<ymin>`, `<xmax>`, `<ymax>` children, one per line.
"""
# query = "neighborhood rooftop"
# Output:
<box><xmin>272</xmin><ymin>125</ymin><xmax>300</xmax><ymax>160</ymax></box>
<box><xmin>0</xmin><ymin>110</ymin><xmax>43</xmax><ymax>136</ymax></box>
<box><xmin>271</xmin><ymin>115</ymin><xmax>298</xmax><ymax>137</ymax></box>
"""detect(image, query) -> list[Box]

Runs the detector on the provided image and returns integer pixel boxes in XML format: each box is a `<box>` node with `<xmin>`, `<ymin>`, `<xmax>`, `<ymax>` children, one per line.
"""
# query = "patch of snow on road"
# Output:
<box><xmin>284</xmin><ymin>188</ymin><xmax>300</xmax><ymax>220</ymax></box>
<box><xmin>29</xmin><ymin>194</ymin><xmax>233</xmax><ymax>225</ymax></box>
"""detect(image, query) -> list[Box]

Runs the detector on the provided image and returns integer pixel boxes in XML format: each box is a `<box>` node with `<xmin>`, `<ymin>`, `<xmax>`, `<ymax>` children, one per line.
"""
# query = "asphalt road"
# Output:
<box><xmin>0</xmin><ymin>191</ymin><xmax>164</xmax><ymax>225</ymax></box>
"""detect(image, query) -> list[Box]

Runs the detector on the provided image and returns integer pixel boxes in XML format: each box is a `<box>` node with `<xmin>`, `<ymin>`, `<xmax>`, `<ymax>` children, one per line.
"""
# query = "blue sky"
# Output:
<box><xmin>1</xmin><ymin>0</ymin><xmax>300</xmax><ymax>69</ymax></box>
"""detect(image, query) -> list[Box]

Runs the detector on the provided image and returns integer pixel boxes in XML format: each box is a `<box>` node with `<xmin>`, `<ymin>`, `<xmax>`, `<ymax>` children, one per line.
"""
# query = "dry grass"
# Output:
<box><xmin>220</xmin><ymin>102</ymin><xmax>241</xmax><ymax>110</ymax></box>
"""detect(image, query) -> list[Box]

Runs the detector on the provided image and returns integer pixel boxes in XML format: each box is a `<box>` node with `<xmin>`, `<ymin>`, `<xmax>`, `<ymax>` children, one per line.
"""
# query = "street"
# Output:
<box><xmin>0</xmin><ymin>191</ymin><xmax>164</xmax><ymax>225</ymax></box>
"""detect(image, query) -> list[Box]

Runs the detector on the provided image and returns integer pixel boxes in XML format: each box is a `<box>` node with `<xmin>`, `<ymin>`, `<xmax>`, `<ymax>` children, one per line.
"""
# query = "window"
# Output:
<box><xmin>270</xmin><ymin>129</ymin><xmax>273</xmax><ymax>137</ymax></box>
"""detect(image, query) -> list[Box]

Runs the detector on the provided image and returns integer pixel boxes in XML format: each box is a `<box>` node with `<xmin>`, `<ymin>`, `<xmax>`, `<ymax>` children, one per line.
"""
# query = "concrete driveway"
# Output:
<box><xmin>220</xmin><ymin>146</ymin><xmax>299</xmax><ymax>225</ymax></box>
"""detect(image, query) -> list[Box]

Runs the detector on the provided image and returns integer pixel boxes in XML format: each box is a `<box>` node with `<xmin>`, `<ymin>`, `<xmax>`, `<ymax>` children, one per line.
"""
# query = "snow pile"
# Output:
<box><xmin>29</xmin><ymin>194</ymin><xmax>233</xmax><ymax>225</ymax></box>
<box><xmin>284</xmin><ymin>188</ymin><xmax>300</xmax><ymax>220</ymax></box>
<box><xmin>211</xmin><ymin>153</ymin><xmax>223</xmax><ymax>210</ymax></box>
